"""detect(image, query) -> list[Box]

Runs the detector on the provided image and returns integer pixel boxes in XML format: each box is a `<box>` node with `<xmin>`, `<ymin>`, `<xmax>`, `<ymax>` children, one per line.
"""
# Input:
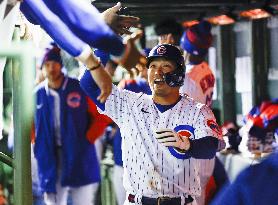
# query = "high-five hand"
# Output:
<box><xmin>101</xmin><ymin>2</ymin><xmax>140</xmax><ymax>35</ymax></box>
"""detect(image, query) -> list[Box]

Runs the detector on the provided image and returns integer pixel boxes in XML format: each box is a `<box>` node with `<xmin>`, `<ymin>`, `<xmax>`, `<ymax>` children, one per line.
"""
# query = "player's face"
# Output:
<box><xmin>43</xmin><ymin>60</ymin><xmax>63</xmax><ymax>83</ymax></box>
<box><xmin>148</xmin><ymin>58</ymin><xmax>177</xmax><ymax>97</ymax></box>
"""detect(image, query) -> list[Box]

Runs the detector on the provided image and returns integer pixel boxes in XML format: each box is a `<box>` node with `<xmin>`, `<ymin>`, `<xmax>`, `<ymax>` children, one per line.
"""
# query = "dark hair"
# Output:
<box><xmin>154</xmin><ymin>18</ymin><xmax>183</xmax><ymax>37</ymax></box>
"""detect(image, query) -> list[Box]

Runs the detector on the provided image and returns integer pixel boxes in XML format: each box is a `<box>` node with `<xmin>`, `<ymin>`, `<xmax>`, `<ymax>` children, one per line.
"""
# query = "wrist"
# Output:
<box><xmin>75</xmin><ymin>45</ymin><xmax>102</xmax><ymax>70</ymax></box>
<box><xmin>178</xmin><ymin>135</ymin><xmax>191</xmax><ymax>151</ymax></box>
<box><xmin>85</xmin><ymin>55</ymin><xmax>102</xmax><ymax>71</ymax></box>
<box><xmin>87</xmin><ymin>60</ymin><xmax>102</xmax><ymax>71</ymax></box>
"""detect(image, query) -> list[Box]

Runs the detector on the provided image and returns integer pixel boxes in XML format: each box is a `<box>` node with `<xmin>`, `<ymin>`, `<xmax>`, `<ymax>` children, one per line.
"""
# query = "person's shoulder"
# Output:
<box><xmin>66</xmin><ymin>76</ymin><xmax>83</xmax><ymax>89</ymax></box>
<box><xmin>183</xmin><ymin>95</ymin><xmax>216</xmax><ymax>119</ymax></box>
<box><xmin>67</xmin><ymin>76</ymin><xmax>79</xmax><ymax>84</ymax></box>
<box><xmin>237</xmin><ymin>153</ymin><xmax>278</xmax><ymax>184</ymax></box>
<box><xmin>252</xmin><ymin>153</ymin><xmax>278</xmax><ymax>173</ymax></box>
<box><xmin>118</xmin><ymin>79</ymin><xmax>136</xmax><ymax>88</ymax></box>
<box><xmin>182</xmin><ymin>94</ymin><xmax>205</xmax><ymax>108</ymax></box>
<box><xmin>34</xmin><ymin>80</ymin><xmax>46</xmax><ymax>94</ymax></box>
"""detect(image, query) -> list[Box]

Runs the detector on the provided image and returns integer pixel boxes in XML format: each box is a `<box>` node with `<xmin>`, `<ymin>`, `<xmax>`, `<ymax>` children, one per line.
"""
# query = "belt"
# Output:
<box><xmin>128</xmin><ymin>194</ymin><xmax>193</xmax><ymax>205</ymax></box>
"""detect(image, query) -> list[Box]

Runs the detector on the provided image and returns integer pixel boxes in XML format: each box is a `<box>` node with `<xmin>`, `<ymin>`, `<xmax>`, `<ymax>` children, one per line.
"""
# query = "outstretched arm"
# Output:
<box><xmin>20</xmin><ymin>0</ymin><xmax>142</xmax><ymax>70</ymax></box>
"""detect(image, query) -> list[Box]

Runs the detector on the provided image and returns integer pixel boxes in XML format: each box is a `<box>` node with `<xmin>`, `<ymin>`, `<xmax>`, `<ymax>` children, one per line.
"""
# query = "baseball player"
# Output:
<box><xmin>33</xmin><ymin>44</ymin><xmax>111</xmax><ymax>205</ymax></box>
<box><xmin>179</xmin><ymin>20</ymin><xmax>227</xmax><ymax>205</ymax></box>
<box><xmin>80</xmin><ymin>44</ymin><xmax>221</xmax><ymax>205</ymax></box>
<box><xmin>179</xmin><ymin>21</ymin><xmax>215</xmax><ymax>108</ymax></box>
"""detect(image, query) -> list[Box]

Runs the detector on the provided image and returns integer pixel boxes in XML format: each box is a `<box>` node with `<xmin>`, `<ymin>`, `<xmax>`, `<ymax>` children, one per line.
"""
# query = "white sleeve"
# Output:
<box><xmin>194</xmin><ymin>105</ymin><xmax>222</xmax><ymax>140</ymax></box>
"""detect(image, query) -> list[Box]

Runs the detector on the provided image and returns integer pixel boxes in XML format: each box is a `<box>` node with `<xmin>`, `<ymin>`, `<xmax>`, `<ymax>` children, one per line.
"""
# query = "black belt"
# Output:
<box><xmin>128</xmin><ymin>194</ymin><xmax>193</xmax><ymax>205</ymax></box>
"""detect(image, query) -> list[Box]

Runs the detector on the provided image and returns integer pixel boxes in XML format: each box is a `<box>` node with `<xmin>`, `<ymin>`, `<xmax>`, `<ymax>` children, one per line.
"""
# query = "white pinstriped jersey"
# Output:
<box><xmin>180</xmin><ymin>62</ymin><xmax>215</xmax><ymax>107</ymax></box>
<box><xmin>100</xmin><ymin>85</ymin><xmax>220</xmax><ymax>199</ymax></box>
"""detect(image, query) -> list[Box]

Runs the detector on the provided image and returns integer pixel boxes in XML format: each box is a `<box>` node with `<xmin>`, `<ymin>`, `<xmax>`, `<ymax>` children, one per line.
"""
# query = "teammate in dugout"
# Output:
<box><xmin>33</xmin><ymin>44</ymin><xmax>112</xmax><ymax>205</ymax></box>
<box><xmin>80</xmin><ymin>44</ymin><xmax>221</xmax><ymax>205</ymax></box>
<box><xmin>180</xmin><ymin>20</ymin><xmax>228</xmax><ymax>205</ymax></box>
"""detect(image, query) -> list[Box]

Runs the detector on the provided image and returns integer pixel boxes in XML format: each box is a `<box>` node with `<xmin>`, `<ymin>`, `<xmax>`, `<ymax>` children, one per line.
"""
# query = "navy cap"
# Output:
<box><xmin>180</xmin><ymin>20</ymin><xmax>212</xmax><ymax>57</ymax></box>
<box><xmin>41</xmin><ymin>43</ymin><xmax>62</xmax><ymax>68</ymax></box>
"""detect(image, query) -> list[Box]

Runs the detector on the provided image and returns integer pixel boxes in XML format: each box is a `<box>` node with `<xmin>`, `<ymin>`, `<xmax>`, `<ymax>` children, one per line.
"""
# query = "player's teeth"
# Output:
<box><xmin>155</xmin><ymin>79</ymin><xmax>163</xmax><ymax>82</ymax></box>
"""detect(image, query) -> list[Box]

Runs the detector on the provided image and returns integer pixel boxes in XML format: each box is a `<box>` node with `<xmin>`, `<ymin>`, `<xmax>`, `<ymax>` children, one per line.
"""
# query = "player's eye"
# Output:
<box><xmin>161</xmin><ymin>64</ymin><xmax>173</xmax><ymax>72</ymax></box>
<box><xmin>149</xmin><ymin>64</ymin><xmax>156</xmax><ymax>69</ymax></box>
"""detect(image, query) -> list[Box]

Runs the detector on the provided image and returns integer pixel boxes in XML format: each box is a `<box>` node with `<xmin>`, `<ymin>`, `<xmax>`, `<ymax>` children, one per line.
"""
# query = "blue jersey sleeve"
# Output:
<box><xmin>43</xmin><ymin>0</ymin><xmax>124</xmax><ymax>57</ymax></box>
<box><xmin>21</xmin><ymin>0</ymin><xmax>124</xmax><ymax>57</ymax></box>
<box><xmin>20</xmin><ymin>0</ymin><xmax>87</xmax><ymax>57</ymax></box>
<box><xmin>79</xmin><ymin>70</ymin><xmax>105</xmax><ymax>111</ymax></box>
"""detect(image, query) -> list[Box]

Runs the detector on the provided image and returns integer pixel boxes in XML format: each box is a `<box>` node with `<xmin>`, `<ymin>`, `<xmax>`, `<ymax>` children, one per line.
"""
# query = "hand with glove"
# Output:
<box><xmin>155</xmin><ymin>129</ymin><xmax>191</xmax><ymax>152</ymax></box>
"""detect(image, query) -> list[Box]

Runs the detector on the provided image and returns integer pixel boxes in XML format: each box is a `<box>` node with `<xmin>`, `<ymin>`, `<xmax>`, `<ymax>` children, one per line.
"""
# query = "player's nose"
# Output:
<box><xmin>154</xmin><ymin>66</ymin><xmax>164</xmax><ymax>75</ymax></box>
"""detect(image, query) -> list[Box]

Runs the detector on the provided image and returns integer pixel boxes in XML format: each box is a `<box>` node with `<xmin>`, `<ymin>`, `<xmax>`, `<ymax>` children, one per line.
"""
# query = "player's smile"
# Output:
<box><xmin>154</xmin><ymin>78</ymin><xmax>165</xmax><ymax>85</ymax></box>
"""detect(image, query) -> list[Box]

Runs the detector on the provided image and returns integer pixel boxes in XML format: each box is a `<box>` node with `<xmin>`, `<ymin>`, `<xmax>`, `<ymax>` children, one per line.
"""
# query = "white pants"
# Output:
<box><xmin>44</xmin><ymin>183</ymin><xmax>99</xmax><ymax>205</ymax></box>
<box><xmin>112</xmin><ymin>165</ymin><xmax>126</xmax><ymax>205</ymax></box>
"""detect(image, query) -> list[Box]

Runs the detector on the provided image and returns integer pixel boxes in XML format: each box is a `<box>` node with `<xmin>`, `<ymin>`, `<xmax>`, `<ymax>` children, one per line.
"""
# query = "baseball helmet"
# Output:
<box><xmin>146</xmin><ymin>44</ymin><xmax>185</xmax><ymax>87</ymax></box>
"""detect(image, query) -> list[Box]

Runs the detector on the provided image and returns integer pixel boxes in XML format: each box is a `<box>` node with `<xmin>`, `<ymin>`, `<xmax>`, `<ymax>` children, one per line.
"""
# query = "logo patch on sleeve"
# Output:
<box><xmin>207</xmin><ymin>119</ymin><xmax>222</xmax><ymax>136</ymax></box>
<box><xmin>67</xmin><ymin>92</ymin><xmax>81</xmax><ymax>108</ymax></box>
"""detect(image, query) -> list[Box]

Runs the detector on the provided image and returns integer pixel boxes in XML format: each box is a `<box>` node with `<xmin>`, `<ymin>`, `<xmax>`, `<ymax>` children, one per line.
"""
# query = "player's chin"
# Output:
<box><xmin>153</xmin><ymin>89</ymin><xmax>168</xmax><ymax>97</ymax></box>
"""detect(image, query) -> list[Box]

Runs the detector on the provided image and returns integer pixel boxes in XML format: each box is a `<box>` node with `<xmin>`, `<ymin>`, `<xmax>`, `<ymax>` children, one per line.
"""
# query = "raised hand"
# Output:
<box><xmin>119</xmin><ymin>29</ymin><xmax>144</xmax><ymax>71</ymax></box>
<box><xmin>101</xmin><ymin>2</ymin><xmax>140</xmax><ymax>35</ymax></box>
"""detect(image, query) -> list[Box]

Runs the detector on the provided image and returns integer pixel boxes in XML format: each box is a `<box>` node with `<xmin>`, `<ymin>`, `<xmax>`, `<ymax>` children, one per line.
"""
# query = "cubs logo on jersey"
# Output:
<box><xmin>168</xmin><ymin>125</ymin><xmax>195</xmax><ymax>159</ymax></box>
<box><xmin>67</xmin><ymin>92</ymin><xmax>81</xmax><ymax>108</ymax></box>
<box><xmin>174</xmin><ymin>124</ymin><xmax>195</xmax><ymax>139</ymax></box>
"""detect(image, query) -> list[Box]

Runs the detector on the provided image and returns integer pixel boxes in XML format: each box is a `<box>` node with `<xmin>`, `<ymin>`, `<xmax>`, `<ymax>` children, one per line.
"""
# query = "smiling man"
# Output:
<box><xmin>80</xmin><ymin>44</ymin><xmax>221</xmax><ymax>205</ymax></box>
<box><xmin>33</xmin><ymin>44</ymin><xmax>104</xmax><ymax>205</ymax></box>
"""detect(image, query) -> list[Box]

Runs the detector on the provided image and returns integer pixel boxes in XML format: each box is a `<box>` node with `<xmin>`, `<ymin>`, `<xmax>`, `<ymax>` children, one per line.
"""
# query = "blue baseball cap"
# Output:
<box><xmin>180</xmin><ymin>21</ymin><xmax>212</xmax><ymax>57</ymax></box>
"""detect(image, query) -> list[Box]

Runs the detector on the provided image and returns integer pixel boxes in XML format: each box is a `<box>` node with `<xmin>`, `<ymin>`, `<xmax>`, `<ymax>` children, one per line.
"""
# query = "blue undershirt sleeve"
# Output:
<box><xmin>79</xmin><ymin>70</ymin><xmax>105</xmax><ymax>111</ymax></box>
<box><xmin>170</xmin><ymin>136</ymin><xmax>218</xmax><ymax>160</ymax></box>
<box><xmin>42</xmin><ymin>0</ymin><xmax>125</xmax><ymax>57</ymax></box>
<box><xmin>187</xmin><ymin>136</ymin><xmax>218</xmax><ymax>159</ymax></box>
<box><xmin>20</xmin><ymin>0</ymin><xmax>87</xmax><ymax>57</ymax></box>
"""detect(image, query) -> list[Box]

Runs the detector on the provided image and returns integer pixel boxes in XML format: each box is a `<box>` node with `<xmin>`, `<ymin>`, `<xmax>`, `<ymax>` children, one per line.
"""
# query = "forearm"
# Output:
<box><xmin>187</xmin><ymin>136</ymin><xmax>218</xmax><ymax>159</ymax></box>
